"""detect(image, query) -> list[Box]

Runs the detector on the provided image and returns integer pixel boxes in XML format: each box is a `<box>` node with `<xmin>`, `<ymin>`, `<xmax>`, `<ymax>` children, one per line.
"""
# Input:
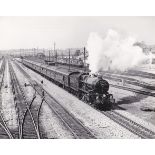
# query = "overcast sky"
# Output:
<box><xmin>0</xmin><ymin>16</ymin><xmax>155</xmax><ymax>50</ymax></box>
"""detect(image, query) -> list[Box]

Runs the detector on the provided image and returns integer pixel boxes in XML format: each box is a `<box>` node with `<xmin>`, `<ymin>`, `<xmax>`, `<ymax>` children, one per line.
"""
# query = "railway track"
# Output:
<box><xmin>102</xmin><ymin>70</ymin><xmax>155</xmax><ymax>80</ymax></box>
<box><xmin>9</xmin><ymin>61</ymin><xmax>41</xmax><ymax>139</ymax></box>
<box><xmin>14</xmin><ymin>60</ymin><xmax>96</xmax><ymax>139</ymax></box>
<box><xmin>102</xmin><ymin>110</ymin><xmax>155</xmax><ymax>139</ymax></box>
<box><xmin>125</xmin><ymin>69</ymin><xmax>155</xmax><ymax>79</ymax></box>
<box><xmin>0</xmin><ymin>59</ymin><xmax>14</xmax><ymax>139</ymax></box>
<box><xmin>101</xmin><ymin>74</ymin><xmax>155</xmax><ymax>97</ymax></box>
<box><xmin>110</xmin><ymin>84</ymin><xmax>155</xmax><ymax>97</ymax></box>
<box><xmin>102</xmin><ymin>72</ymin><xmax>155</xmax><ymax>90</ymax></box>
<box><xmin>15</xmin><ymin>60</ymin><xmax>155</xmax><ymax>139</ymax></box>
<box><xmin>100</xmin><ymin>74</ymin><xmax>155</xmax><ymax>138</ymax></box>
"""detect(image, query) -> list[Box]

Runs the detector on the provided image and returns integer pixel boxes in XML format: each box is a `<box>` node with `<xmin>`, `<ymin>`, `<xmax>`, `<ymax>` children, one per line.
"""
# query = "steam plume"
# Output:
<box><xmin>86</xmin><ymin>29</ymin><xmax>147</xmax><ymax>73</ymax></box>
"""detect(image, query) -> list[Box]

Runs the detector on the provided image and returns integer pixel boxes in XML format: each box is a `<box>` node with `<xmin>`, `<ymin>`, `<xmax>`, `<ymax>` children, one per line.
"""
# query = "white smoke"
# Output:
<box><xmin>86</xmin><ymin>29</ymin><xmax>147</xmax><ymax>73</ymax></box>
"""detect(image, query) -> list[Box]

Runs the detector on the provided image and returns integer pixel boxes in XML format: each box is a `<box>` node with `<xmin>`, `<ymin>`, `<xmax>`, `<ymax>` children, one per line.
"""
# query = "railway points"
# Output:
<box><xmin>14</xmin><ymin>60</ymin><xmax>96</xmax><ymax>139</ymax></box>
<box><xmin>0</xmin><ymin>54</ymin><xmax>154</xmax><ymax>139</ymax></box>
<box><xmin>13</xmin><ymin>57</ymin><xmax>153</xmax><ymax>138</ymax></box>
<box><xmin>0</xmin><ymin>16</ymin><xmax>155</xmax><ymax>140</ymax></box>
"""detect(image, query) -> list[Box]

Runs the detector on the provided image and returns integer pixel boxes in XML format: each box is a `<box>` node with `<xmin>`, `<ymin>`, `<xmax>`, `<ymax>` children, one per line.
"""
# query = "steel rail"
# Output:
<box><xmin>110</xmin><ymin>83</ymin><xmax>155</xmax><ymax>97</ymax></box>
<box><xmin>102</xmin><ymin>73</ymin><xmax>155</xmax><ymax>96</ymax></box>
<box><xmin>101</xmin><ymin>110</ymin><xmax>155</xmax><ymax>139</ymax></box>
<box><xmin>9</xmin><ymin>61</ymin><xmax>40</xmax><ymax>139</ymax></box>
<box><xmin>0</xmin><ymin>58</ymin><xmax>14</xmax><ymax>139</ymax></box>
<box><xmin>16</xmin><ymin>59</ymin><xmax>155</xmax><ymax>139</ymax></box>
<box><xmin>14</xmin><ymin>60</ymin><xmax>96</xmax><ymax>139</ymax></box>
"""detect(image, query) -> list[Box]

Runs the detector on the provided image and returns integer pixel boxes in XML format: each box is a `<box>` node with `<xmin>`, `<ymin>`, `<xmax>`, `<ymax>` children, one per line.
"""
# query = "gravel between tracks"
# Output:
<box><xmin>109</xmin><ymin>85</ymin><xmax>155</xmax><ymax>125</ymax></box>
<box><xmin>1</xmin><ymin>60</ymin><xmax>18</xmax><ymax>130</ymax></box>
<box><xmin>18</xmin><ymin>62</ymin><xmax>141</xmax><ymax>138</ymax></box>
<box><xmin>12</xmin><ymin>61</ymin><xmax>74</xmax><ymax>138</ymax></box>
<box><xmin>114</xmin><ymin>109</ymin><xmax>155</xmax><ymax>133</ymax></box>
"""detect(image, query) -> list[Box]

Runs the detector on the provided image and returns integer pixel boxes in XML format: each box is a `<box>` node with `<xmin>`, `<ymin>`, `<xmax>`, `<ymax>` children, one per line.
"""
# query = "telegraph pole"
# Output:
<box><xmin>54</xmin><ymin>42</ymin><xmax>56</xmax><ymax>59</ymax></box>
<box><xmin>84</xmin><ymin>47</ymin><xmax>86</xmax><ymax>71</ymax></box>
<box><xmin>54</xmin><ymin>42</ymin><xmax>57</xmax><ymax>65</ymax></box>
<box><xmin>23</xmin><ymin>49</ymin><xmax>25</xmax><ymax>57</ymax></box>
<box><xmin>55</xmin><ymin>50</ymin><xmax>57</xmax><ymax>65</ymax></box>
<box><xmin>49</xmin><ymin>49</ymin><xmax>50</xmax><ymax>62</ymax></box>
<box><xmin>51</xmin><ymin>50</ymin><xmax>53</xmax><ymax>61</ymax></box>
<box><xmin>69</xmin><ymin>49</ymin><xmax>70</xmax><ymax>71</ymax></box>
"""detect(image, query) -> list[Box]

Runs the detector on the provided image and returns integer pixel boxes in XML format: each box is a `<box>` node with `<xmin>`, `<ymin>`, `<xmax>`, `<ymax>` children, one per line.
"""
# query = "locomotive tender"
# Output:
<box><xmin>21</xmin><ymin>59</ymin><xmax>115</xmax><ymax>108</ymax></box>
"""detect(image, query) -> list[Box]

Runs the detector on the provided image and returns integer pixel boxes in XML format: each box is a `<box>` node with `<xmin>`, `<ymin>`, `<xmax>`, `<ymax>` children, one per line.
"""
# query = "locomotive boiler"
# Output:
<box><xmin>80</xmin><ymin>74</ymin><xmax>115</xmax><ymax>108</ymax></box>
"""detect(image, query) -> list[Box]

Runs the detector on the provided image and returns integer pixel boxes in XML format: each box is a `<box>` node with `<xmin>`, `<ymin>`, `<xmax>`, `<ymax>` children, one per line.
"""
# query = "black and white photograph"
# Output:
<box><xmin>0</xmin><ymin>16</ymin><xmax>155</xmax><ymax>139</ymax></box>
<box><xmin>1</xmin><ymin>0</ymin><xmax>155</xmax><ymax>155</ymax></box>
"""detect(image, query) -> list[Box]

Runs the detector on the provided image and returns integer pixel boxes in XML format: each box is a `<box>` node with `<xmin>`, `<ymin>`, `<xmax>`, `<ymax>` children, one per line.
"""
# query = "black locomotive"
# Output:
<box><xmin>21</xmin><ymin>59</ymin><xmax>115</xmax><ymax>108</ymax></box>
<box><xmin>79</xmin><ymin>74</ymin><xmax>115</xmax><ymax>108</ymax></box>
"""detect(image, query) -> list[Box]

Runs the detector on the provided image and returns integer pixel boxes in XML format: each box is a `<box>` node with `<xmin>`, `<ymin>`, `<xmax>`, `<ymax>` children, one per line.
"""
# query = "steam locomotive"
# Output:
<box><xmin>21</xmin><ymin>59</ymin><xmax>115</xmax><ymax>109</ymax></box>
<box><xmin>80</xmin><ymin>74</ymin><xmax>115</xmax><ymax>108</ymax></box>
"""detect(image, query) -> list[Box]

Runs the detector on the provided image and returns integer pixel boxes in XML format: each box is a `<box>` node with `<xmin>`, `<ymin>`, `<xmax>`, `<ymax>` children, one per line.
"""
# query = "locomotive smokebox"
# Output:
<box><xmin>83</xmin><ymin>75</ymin><xmax>109</xmax><ymax>94</ymax></box>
